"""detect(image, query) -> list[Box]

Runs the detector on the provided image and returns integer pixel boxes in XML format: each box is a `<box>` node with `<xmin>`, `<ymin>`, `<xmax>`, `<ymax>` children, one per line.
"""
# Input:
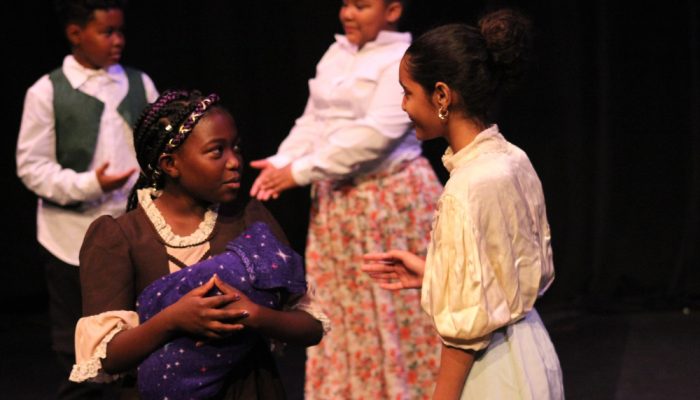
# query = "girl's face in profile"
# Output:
<box><xmin>399</xmin><ymin>57</ymin><xmax>443</xmax><ymax>141</ymax></box>
<box><xmin>168</xmin><ymin>108</ymin><xmax>243</xmax><ymax>206</ymax></box>
<box><xmin>339</xmin><ymin>0</ymin><xmax>401</xmax><ymax>49</ymax></box>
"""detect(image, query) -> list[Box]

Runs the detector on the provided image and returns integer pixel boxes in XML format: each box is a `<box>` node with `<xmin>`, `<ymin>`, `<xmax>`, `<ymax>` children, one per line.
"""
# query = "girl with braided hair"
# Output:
<box><xmin>70</xmin><ymin>89</ymin><xmax>328</xmax><ymax>400</ymax></box>
<box><xmin>362</xmin><ymin>9</ymin><xmax>564</xmax><ymax>400</ymax></box>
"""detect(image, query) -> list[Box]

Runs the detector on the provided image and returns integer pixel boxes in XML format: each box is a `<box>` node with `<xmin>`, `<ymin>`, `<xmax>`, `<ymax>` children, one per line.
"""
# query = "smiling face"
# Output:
<box><xmin>399</xmin><ymin>56</ymin><xmax>444</xmax><ymax>141</ymax></box>
<box><xmin>166</xmin><ymin>108</ymin><xmax>243</xmax><ymax>206</ymax></box>
<box><xmin>339</xmin><ymin>0</ymin><xmax>401</xmax><ymax>49</ymax></box>
<box><xmin>67</xmin><ymin>8</ymin><xmax>125</xmax><ymax>69</ymax></box>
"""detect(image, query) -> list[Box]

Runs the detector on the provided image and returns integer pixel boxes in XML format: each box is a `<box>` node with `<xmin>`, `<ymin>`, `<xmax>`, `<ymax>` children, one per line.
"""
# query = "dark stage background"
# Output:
<box><xmin>4</xmin><ymin>0</ymin><xmax>699</xmax><ymax>315</ymax></box>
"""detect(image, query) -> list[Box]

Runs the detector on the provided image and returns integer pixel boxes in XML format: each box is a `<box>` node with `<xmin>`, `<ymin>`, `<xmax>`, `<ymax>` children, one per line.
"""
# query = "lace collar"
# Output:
<box><xmin>137</xmin><ymin>188</ymin><xmax>219</xmax><ymax>248</ymax></box>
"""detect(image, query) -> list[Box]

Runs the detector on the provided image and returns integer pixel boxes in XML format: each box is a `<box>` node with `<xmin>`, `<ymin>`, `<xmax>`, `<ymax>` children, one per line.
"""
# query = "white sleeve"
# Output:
<box><xmin>15</xmin><ymin>78</ymin><xmax>103</xmax><ymax>205</ymax></box>
<box><xmin>289</xmin><ymin>62</ymin><xmax>412</xmax><ymax>186</ymax></box>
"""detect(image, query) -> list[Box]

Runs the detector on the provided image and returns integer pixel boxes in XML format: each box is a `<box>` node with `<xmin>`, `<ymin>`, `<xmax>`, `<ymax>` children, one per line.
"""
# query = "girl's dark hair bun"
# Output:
<box><xmin>479</xmin><ymin>9</ymin><xmax>532</xmax><ymax>85</ymax></box>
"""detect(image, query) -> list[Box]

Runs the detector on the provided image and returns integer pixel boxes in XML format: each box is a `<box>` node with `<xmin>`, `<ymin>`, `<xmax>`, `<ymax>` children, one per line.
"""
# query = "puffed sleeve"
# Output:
<box><xmin>421</xmin><ymin>192</ymin><xmax>539</xmax><ymax>351</ymax></box>
<box><xmin>79</xmin><ymin>215</ymin><xmax>136</xmax><ymax>315</ymax></box>
<box><xmin>72</xmin><ymin>216</ymin><xmax>140</xmax><ymax>382</ymax></box>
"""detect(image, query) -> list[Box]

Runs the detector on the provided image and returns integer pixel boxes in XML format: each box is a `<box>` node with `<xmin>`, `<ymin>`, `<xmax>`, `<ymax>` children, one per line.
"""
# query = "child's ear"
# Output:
<box><xmin>158</xmin><ymin>154</ymin><xmax>180</xmax><ymax>179</ymax></box>
<box><xmin>433</xmin><ymin>82</ymin><xmax>452</xmax><ymax>109</ymax></box>
<box><xmin>65</xmin><ymin>24</ymin><xmax>82</xmax><ymax>47</ymax></box>
<box><xmin>385</xmin><ymin>1</ymin><xmax>403</xmax><ymax>25</ymax></box>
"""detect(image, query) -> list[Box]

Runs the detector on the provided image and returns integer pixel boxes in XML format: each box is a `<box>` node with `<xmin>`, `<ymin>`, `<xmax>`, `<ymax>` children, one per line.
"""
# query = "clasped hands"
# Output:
<box><xmin>167</xmin><ymin>274</ymin><xmax>258</xmax><ymax>345</ymax></box>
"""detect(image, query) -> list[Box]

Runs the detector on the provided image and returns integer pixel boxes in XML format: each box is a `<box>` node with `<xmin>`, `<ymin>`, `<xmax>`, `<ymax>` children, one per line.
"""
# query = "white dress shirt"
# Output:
<box><xmin>421</xmin><ymin>125</ymin><xmax>555</xmax><ymax>351</ymax></box>
<box><xmin>16</xmin><ymin>55</ymin><xmax>159</xmax><ymax>266</ymax></box>
<box><xmin>267</xmin><ymin>31</ymin><xmax>421</xmax><ymax>185</ymax></box>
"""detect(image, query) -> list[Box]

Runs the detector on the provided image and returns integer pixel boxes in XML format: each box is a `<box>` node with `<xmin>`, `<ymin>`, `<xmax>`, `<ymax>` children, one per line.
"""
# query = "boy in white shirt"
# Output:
<box><xmin>15</xmin><ymin>1</ymin><xmax>158</xmax><ymax>398</ymax></box>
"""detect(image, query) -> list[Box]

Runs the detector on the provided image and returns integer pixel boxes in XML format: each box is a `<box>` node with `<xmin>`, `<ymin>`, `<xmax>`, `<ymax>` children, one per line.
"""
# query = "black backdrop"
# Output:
<box><xmin>4</xmin><ymin>0</ymin><xmax>699</xmax><ymax>313</ymax></box>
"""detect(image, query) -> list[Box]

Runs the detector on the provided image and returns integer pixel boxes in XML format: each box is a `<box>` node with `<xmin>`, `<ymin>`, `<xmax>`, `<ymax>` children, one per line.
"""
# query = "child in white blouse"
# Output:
<box><xmin>363</xmin><ymin>9</ymin><xmax>565</xmax><ymax>400</ymax></box>
<box><xmin>249</xmin><ymin>0</ymin><xmax>442</xmax><ymax>398</ymax></box>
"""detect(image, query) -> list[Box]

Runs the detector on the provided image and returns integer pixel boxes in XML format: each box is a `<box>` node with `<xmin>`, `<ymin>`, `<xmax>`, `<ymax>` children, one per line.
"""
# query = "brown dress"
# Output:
<box><xmin>79</xmin><ymin>197</ymin><xmax>288</xmax><ymax>400</ymax></box>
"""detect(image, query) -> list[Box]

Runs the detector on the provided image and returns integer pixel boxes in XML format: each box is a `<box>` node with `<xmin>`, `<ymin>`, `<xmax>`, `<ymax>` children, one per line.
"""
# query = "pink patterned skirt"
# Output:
<box><xmin>305</xmin><ymin>157</ymin><xmax>442</xmax><ymax>400</ymax></box>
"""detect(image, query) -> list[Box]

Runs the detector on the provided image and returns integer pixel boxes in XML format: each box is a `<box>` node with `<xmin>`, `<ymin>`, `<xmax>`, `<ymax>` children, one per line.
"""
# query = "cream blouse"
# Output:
<box><xmin>421</xmin><ymin>125</ymin><xmax>554</xmax><ymax>351</ymax></box>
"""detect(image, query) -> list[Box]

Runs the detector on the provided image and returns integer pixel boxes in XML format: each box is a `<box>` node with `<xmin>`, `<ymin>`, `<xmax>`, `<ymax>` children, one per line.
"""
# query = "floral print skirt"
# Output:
<box><xmin>305</xmin><ymin>157</ymin><xmax>442</xmax><ymax>400</ymax></box>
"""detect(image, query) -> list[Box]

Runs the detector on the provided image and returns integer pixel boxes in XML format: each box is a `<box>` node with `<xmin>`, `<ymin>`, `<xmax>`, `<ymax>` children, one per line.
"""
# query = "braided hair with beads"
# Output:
<box><xmin>128</xmin><ymin>89</ymin><xmax>221</xmax><ymax>210</ymax></box>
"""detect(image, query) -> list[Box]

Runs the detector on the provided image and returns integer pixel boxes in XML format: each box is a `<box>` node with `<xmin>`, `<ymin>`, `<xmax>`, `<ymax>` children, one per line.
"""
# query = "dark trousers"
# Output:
<box><xmin>42</xmin><ymin>248</ymin><xmax>119</xmax><ymax>400</ymax></box>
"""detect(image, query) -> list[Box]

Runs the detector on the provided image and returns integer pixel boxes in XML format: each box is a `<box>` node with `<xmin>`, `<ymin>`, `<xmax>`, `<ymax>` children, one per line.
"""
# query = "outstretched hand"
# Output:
<box><xmin>164</xmin><ymin>275</ymin><xmax>247</xmax><ymax>341</ymax></box>
<box><xmin>249</xmin><ymin>159</ymin><xmax>297</xmax><ymax>201</ymax></box>
<box><xmin>361</xmin><ymin>250</ymin><xmax>426</xmax><ymax>290</ymax></box>
<box><xmin>95</xmin><ymin>161</ymin><xmax>136</xmax><ymax>192</ymax></box>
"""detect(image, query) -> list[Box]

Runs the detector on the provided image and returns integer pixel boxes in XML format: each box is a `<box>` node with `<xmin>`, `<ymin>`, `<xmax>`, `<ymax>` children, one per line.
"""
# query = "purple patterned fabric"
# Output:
<box><xmin>136</xmin><ymin>222</ymin><xmax>306</xmax><ymax>400</ymax></box>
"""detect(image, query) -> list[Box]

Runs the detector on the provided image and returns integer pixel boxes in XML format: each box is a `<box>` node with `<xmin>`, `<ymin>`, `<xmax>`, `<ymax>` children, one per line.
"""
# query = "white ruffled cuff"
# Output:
<box><xmin>291</xmin><ymin>286</ymin><xmax>331</xmax><ymax>335</ymax></box>
<box><xmin>69</xmin><ymin>310</ymin><xmax>139</xmax><ymax>383</ymax></box>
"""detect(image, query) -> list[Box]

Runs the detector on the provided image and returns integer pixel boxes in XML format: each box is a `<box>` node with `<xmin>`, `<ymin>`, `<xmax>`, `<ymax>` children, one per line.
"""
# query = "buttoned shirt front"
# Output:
<box><xmin>267</xmin><ymin>31</ymin><xmax>421</xmax><ymax>185</ymax></box>
<box><xmin>16</xmin><ymin>55</ymin><xmax>159</xmax><ymax>265</ymax></box>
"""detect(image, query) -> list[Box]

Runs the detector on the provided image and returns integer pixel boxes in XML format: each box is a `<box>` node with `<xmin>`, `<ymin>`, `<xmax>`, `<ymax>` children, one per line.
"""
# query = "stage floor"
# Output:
<box><xmin>1</xmin><ymin>306</ymin><xmax>698</xmax><ymax>399</ymax></box>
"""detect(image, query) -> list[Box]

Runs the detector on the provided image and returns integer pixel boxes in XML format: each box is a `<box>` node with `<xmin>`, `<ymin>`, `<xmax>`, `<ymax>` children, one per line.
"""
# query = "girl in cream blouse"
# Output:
<box><xmin>363</xmin><ymin>10</ymin><xmax>564</xmax><ymax>400</ymax></box>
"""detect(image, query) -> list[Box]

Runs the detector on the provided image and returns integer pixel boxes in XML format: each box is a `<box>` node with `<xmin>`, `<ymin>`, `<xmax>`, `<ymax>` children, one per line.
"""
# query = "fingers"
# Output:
<box><xmin>201</xmin><ymin>292</ymin><xmax>240</xmax><ymax>309</ymax></box>
<box><xmin>363</xmin><ymin>252</ymin><xmax>391</xmax><ymax>261</ymax></box>
<box><xmin>195</xmin><ymin>318</ymin><xmax>246</xmax><ymax>347</ymax></box>
<box><xmin>378</xmin><ymin>281</ymin><xmax>405</xmax><ymax>291</ymax></box>
<box><xmin>250</xmin><ymin>176</ymin><xmax>264</xmax><ymax>197</ymax></box>
<box><xmin>387</xmin><ymin>249</ymin><xmax>419</xmax><ymax>262</ymax></box>
<box><xmin>256</xmin><ymin>188</ymin><xmax>278</xmax><ymax>201</ymax></box>
<box><xmin>249</xmin><ymin>159</ymin><xmax>270</xmax><ymax>169</ymax></box>
<box><xmin>95</xmin><ymin>161</ymin><xmax>110</xmax><ymax>176</ymax></box>
<box><xmin>115</xmin><ymin>168</ymin><xmax>137</xmax><ymax>181</ymax></box>
<box><xmin>360</xmin><ymin>263</ymin><xmax>396</xmax><ymax>275</ymax></box>
<box><xmin>187</xmin><ymin>275</ymin><xmax>218</xmax><ymax>297</ymax></box>
<box><xmin>250</xmin><ymin>169</ymin><xmax>280</xmax><ymax>199</ymax></box>
<box><xmin>362</xmin><ymin>267</ymin><xmax>400</xmax><ymax>282</ymax></box>
<box><xmin>196</xmin><ymin>321</ymin><xmax>244</xmax><ymax>342</ymax></box>
<box><xmin>363</xmin><ymin>252</ymin><xmax>396</xmax><ymax>264</ymax></box>
<box><xmin>212</xmin><ymin>275</ymin><xmax>240</xmax><ymax>295</ymax></box>
<box><xmin>208</xmin><ymin>307</ymin><xmax>249</xmax><ymax>324</ymax></box>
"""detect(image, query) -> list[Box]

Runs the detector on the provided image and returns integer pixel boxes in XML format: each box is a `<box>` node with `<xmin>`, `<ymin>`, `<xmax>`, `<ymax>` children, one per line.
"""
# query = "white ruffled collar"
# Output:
<box><xmin>137</xmin><ymin>188</ymin><xmax>219</xmax><ymax>248</ymax></box>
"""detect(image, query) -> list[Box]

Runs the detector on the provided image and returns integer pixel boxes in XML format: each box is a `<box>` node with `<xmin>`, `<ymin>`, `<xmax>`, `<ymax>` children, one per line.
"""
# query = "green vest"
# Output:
<box><xmin>49</xmin><ymin>66</ymin><xmax>148</xmax><ymax>172</ymax></box>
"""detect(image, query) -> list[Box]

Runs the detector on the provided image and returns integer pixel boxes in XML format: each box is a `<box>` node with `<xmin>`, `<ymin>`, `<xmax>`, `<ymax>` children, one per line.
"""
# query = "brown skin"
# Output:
<box><xmin>102</xmin><ymin>109</ymin><xmax>322</xmax><ymax>374</ymax></box>
<box><xmin>213</xmin><ymin>276</ymin><xmax>322</xmax><ymax>346</ymax></box>
<box><xmin>66</xmin><ymin>8</ymin><xmax>136</xmax><ymax>193</ymax></box>
<box><xmin>102</xmin><ymin>276</ymin><xmax>245</xmax><ymax>373</ymax></box>
<box><xmin>95</xmin><ymin>161</ymin><xmax>136</xmax><ymax>192</ymax></box>
<box><xmin>434</xmin><ymin>345</ymin><xmax>475</xmax><ymax>399</ymax></box>
<box><xmin>156</xmin><ymin>109</ymin><xmax>243</xmax><ymax>235</ymax></box>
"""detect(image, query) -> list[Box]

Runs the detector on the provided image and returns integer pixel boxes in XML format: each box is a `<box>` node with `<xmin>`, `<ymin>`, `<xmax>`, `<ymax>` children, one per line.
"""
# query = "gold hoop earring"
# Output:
<box><xmin>438</xmin><ymin>108</ymin><xmax>449</xmax><ymax>121</ymax></box>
